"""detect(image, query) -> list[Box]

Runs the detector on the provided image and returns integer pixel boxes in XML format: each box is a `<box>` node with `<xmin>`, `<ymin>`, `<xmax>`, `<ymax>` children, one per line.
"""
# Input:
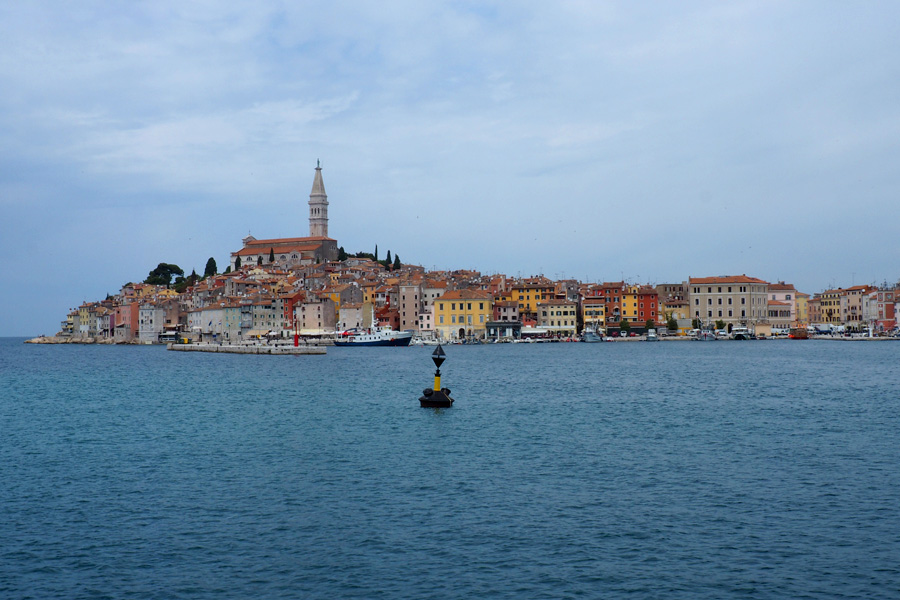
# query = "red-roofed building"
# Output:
<box><xmin>688</xmin><ymin>275</ymin><xmax>769</xmax><ymax>329</ymax></box>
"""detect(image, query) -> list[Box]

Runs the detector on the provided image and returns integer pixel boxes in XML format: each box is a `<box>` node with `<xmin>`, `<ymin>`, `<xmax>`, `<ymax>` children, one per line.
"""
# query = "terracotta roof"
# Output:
<box><xmin>244</xmin><ymin>236</ymin><xmax>334</xmax><ymax>246</ymax></box>
<box><xmin>689</xmin><ymin>275</ymin><xmax>768</xmax><ymax>285</ymax></box>
<box><xmin>436</xmin><ymin>289</ymin><xmax>493</xmax><ymax>301</ymax></box>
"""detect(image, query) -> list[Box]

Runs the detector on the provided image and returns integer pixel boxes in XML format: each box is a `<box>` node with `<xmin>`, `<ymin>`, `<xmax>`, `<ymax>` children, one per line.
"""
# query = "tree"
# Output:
<box><xmin>144</xmin><ymin>263</ymin><xmax>184</xmax><ymax>286</ymax></box>
<box><xmin>692</xmin><ymin>318</ymin><xmax>701</xmax><ymax>330</ymax></box>
<box><xmin>338</xmin><ymin>246</ymin><xmax>348</xmax><ymax>261</ymax></box>
<box><xmin>666</xmin><ymin>313</ymin><xmax>678</xmax><ymax>332</ymax></box>
<box><xmin>393</xmin><ymin>254</ymin><xmax>401</xmax><ymax>270</ymax></box>
<box><xmin>224</xmin><ymin>266</ymin><xmax>231</xmax><ymax>274</ymax></box>
<box><xmin>645</xmin><ymin>319</ymin><xmax>655</xmax><ymax>331</ymax></box>
<box><xmin>269</xmin><ymin>247</ymin><xmax>275</xmax><ymax>263</ymax></box>
<box><xmin>204</xmin><ymin>257</ymin><xmax>217</xmax><ymax>278</ymax></box>
<box><xmin>234</xmin><ymin>256</ymin><xmax>242</xmax><ymax>270</ymax></box>
<box><xmin>374</xmin><ymin>245</ymin><xmax>378</xmax><ymax>262</ymax></box>
<box><xmin>386</xmin><ymin>250</ymin><xmax>392</xmax><ymax>265</ymax></box>
<box><xmin>715</xmin><ymin>320</ymin><xmax>726</xmax><ymax>330</ymax></box>
<box><xmin>257</xmin><ymin>256</ymin><xmax>263</xmax><ymax>266</ymax></box>
<box><xmin>619</xmin><ymin>319</ymin><xmax>631</xmax><ymax>334</ymax></box>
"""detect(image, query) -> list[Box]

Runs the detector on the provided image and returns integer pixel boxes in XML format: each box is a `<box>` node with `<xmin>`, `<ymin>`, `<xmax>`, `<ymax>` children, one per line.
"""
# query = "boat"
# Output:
<box><xmin>692</xmin><ymin>329</ymin><xmax>717</xmax><ymax>341</ymax></box>
<box><xmin>788</xmin><ymin>327</ymin><xmax>809</xmax><ymax>339</ymax></box>
<box><xmin>646</xmin><ymin>328</ymin><xmax>659</xmax><ymax>342</ymax></box>
<box><xmin>582</xmin><ymin>330</ymin><xmax>604</xmax><ymax>343</ymax></box>
<box><xmin>334</xmin><ymin>325</ymin><xmax>413</xmax><ymax>347</ymax></box>
<box><xmin>731</xmin><ymin>326</ymin><xmax>752</xmax><ymax>340</ymax></box>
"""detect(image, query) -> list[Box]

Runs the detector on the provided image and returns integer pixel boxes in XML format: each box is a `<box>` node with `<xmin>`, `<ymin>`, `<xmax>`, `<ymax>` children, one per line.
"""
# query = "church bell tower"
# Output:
<box><xmin>308</xmin><ymin>160</ymin><xmax>328</xmax><ymax>237</ymax></box>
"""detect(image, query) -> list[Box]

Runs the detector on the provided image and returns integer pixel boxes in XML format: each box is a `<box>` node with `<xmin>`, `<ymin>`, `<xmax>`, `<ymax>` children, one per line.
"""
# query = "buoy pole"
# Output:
<box><xmin>433</xmin><ymin>368</ymin><xmax>441</xmax><ymax>392</ymax></box>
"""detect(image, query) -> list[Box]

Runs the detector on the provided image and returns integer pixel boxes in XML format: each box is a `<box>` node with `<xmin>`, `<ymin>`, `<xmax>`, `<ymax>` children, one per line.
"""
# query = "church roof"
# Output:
<box><xmin>243</xmin><ymin>236</ymin><xmax>334</xmax><ymax>247</ymax></box>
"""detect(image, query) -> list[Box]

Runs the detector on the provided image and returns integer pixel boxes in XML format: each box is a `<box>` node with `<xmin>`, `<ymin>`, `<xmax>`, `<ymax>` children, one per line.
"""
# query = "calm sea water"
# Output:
<box><xmin>2</xmin><ymin>337</ymin><xmax>899</xmax><ymax>599</ymax></box>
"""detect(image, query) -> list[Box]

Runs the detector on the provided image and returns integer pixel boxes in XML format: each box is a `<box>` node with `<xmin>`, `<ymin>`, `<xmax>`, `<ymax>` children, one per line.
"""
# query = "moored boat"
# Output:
<box><xmin>788</xmin><ymin>327</ymin><xmax>809</xmax><ymax>339</ymax></box>
<box><xmin>334</xmin><ymin>325</ymin><xmax>413</xmax><ymax>346</ymax></box>
<box><xmin>731</xmin><ymin>326</ymin><xmax>752</xmax><ymax>340</ymax></box>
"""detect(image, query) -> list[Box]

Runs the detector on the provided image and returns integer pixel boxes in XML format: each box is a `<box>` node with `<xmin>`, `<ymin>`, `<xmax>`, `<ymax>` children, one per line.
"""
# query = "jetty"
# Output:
<box><xmin>167</xmin><ymin>343</ymin><xmax>325</xmax><ymax>355</ymax></box>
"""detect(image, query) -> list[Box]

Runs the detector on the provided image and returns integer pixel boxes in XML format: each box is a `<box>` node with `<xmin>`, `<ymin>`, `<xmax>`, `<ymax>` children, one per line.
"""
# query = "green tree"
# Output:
<box><xmin>257</xmin><ymin>256</ymin><xmax>263</xmax><ymax>266</ymax></box>
<box><xmin>715</xmin><ymin>320</ymin><xmax>726</xmax><ymax>330</ymax></box>
<box><xmin>374</xmin><ymin>245</ymin><xmax>378</xmax><ymax>261</ymax></box>
<box><xmin>269</xmin><ymin>247</ymin><xmax>275</xmax><ymax>263</ymax></box>
<box><xmin>224</xmin><ymin>266</ymin><xmax>231</xmax><ymax>274</ymax></box>
<box><xmin>338</xmin><ymin>246</ymin><xmax>348</xmax><ymax>261</ymax></box>
<box><xmin>204</xmin><ymin>257</ymin><xmax>217</xmax><ymax>278</ymax></box>
<box><xmin>145</xmin><ymin>263</ymin><xmax>184</xmax><ymax>286</ymax></box>
<box><xmin>645</xmin><ymin>318</ymin><xmax>655</xmax><ymax>331</ymax></box>
<box><xmin>666</xmin><ymin>313</ymin><xmax>678</xmax><ymax>332</ymax></box>
<box><xmin>234</xmin><ymin>256</ymin><xmax>242</xmax><ymax>270</ymax></box>
<box><xmin>619</xmin><ymin>319</ymin><xmax>631</xmax><ymax>334</ymax></box>
<box><xmin>692</xmin><ymin>318</ymin><xmax>701</xmax><ymax>330</ymax></box>
<box><xmin>393</xmin><ymin>254</ymin><xmax>401</xmax><ymax>270</ymax></box>
<box><xmin>386</xmin><ymin>250</ymin><xmax>392</xmax><ymax>265</ymax></box>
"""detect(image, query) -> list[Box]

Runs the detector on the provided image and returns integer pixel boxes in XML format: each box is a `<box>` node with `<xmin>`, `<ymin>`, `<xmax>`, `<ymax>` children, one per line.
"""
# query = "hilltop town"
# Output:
<box><xmin>48</xmin><ymin>165</ymin><xmax>899</xmax><ymax>344</ymax></box>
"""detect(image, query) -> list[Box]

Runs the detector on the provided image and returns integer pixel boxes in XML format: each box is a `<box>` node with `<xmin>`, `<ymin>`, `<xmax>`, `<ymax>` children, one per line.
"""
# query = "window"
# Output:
<box><xmin>451</xmin><ymin>303</ymin><xmax>456</xmax><ymax>310</ymax></box>
<box><xmin>439</xmin><ymin>303</ymin><xmax>444</xmax><ymax>311</ymax></box>
<box><xmin>451</xmin><ymin>315</ymin><xmax>456</xmax><ymax>323</ymax></box>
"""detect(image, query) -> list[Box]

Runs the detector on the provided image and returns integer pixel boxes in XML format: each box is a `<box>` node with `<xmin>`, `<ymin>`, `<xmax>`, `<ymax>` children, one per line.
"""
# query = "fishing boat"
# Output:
<box><xmin>646</xmin><ymin>328</ymin><xmax>659</xmax><ymax>341</ymax></box>
<box><xmin>334</xmin><ymin>325</ymin><xmax>413</xmax><ymax>347</ymax></box>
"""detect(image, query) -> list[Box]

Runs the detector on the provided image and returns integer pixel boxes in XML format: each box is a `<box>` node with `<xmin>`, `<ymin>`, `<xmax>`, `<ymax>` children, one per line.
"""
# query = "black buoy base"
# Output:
<box><xmin>419</xmin><ymin>388</ymin><xmax>454</xmax><ymax>408</ymax></box>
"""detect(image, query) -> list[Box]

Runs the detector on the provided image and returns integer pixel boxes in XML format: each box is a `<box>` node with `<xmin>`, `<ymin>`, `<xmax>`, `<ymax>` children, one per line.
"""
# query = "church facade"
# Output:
<box><xmin>230</xmin><ymin>163</ymin><xmax>338</xmax><ymax>270</ymax></box>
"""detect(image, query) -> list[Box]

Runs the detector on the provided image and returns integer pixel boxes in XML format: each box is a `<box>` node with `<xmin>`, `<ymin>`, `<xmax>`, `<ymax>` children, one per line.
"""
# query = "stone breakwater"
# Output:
<box><xmin>167</xmin><ymin>343</ymin><xmax>326</xmax><ymax>355</ymax></box>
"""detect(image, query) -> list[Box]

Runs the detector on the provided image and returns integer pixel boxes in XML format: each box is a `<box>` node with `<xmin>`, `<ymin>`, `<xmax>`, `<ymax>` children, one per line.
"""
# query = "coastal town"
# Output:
<box><xmin>43</xmin><ymin>165</ymin><xmax>900</xmax><ymax>345</ymax></box>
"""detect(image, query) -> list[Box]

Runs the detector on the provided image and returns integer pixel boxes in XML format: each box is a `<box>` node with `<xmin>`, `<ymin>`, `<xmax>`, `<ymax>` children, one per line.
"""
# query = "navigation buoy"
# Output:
<box><xmin>419</xmin><ymin>344</ymin><xmax>454</xmax><ymax>408</ymax></box>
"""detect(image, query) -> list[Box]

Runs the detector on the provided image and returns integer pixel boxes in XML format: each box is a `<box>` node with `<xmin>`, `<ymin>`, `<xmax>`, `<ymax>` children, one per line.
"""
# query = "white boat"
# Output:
<box><xmin>646</xmin><ymin>328</ymin><xmax>659</xmax><ymax>342</ymax></box>
<box><xmin>692</xmin><ymin>330</ymin><xmax>717</xmax><ymax>341</ymax></box>
<box><xmin>334</xmin><ymin>325</ymin><xmax>413</xmax><ymax>347</ymax></box>
<box><xmin>731</xmin><ymin>326</ymin><xmax>752</xmax><ymax>340</ymax></box>
<box><xmin>582</xmin><ymin>330</ymin><xmax>604</xmax><ymax>343</ymax></box>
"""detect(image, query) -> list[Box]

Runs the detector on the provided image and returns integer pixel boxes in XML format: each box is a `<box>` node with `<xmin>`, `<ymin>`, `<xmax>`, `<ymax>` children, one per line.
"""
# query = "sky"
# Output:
<box><xmin>2</xmin><ymin>1</ymin><xmax>899</xmax><ymax>336</ymax></box>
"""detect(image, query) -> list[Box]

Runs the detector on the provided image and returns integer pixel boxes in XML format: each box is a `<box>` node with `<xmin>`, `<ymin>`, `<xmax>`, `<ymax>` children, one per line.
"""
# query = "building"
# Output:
<box><xmin>688</xmin><ymin>275</ymin><xmax>769</xmax><ymax>328</ymax></box>
<box><xmin>768</xmin><ymin>282</ymin><xmax>798</xmax><ymax>324</ymax></box>
<box><xmin>432</xmin><ymin>289</ymin><xmax>493</xmax><ymax>341</ymax></box>
<box><xmin>537</xmin><ymin>299</ymin><xmax>578</xmax><ymax>337</ymax></box>
<box><xmin>230</xmin><ymin>164</ymin><xmax>338</xmax><ymax>270</ymax></box>
<box><xmin>841</xmin><ymin>285</ymin><xmax>874</xmax><ymax>329</ymax></box>
<box><xmin>581</xmin><ymin>297</ymin><xmax>606</xmax><ymax>334</ymax></box>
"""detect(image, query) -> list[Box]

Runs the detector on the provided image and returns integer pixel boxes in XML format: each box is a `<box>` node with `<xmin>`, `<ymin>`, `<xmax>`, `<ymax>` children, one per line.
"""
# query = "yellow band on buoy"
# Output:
<box><xmin>434</xmin><ymin>375</ymin><xmax>441</xmax><ymax>390</ymax></box>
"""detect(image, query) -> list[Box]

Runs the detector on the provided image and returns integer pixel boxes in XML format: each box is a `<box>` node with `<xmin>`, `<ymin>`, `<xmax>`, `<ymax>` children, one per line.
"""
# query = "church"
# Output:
<box><xmin>229</xmin><ymin>162</ymin><xmax>339</xmax><ymax>270</ymax></box>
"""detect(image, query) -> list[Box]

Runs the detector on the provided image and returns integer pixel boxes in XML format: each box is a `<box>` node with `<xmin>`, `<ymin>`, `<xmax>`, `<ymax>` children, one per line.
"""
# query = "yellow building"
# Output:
<box><xmin>795</xmin><ymin>292</ymin><xmax>809</xmax><ymax>326</ymax></box>
<box><xmin>433</xmin><ymin>289</ymin><xmax>493</xmax><ymax>341</ymax></box>
<box><xmin>506</xmin><ymin>283</ymin><xmax>555</xmax><ymax>318</ymax></box>
<box><xmin>820</xmin><ymin>289</ymin><xmax>842</xmax><ymax>324</ymax></box>
<box><xmin>581</xmin><ymin>297</ymin><xmax>606</xmax><ymax>333</ymax></box>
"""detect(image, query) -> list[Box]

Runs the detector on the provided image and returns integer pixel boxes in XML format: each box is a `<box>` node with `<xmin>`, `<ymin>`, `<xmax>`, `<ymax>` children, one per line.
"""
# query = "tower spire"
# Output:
<box><xmin>308</xmin><ymin>161</ymin><xmax>328</xmax><ymax>237</ymax></box>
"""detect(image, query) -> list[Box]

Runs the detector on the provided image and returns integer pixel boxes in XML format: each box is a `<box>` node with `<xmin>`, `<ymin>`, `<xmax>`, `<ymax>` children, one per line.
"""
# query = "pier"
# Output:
<box><xmin>167</xmin><ymin>343</ymin><xmax>325</xmax><ymax>355</ymax></box>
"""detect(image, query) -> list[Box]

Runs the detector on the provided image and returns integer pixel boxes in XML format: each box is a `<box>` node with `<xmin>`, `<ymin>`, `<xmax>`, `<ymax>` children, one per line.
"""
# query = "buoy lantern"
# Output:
<box><xmin>419</xmin><ymin>344</ymin><xmax>454</xmax><ymax>407</ymax></box>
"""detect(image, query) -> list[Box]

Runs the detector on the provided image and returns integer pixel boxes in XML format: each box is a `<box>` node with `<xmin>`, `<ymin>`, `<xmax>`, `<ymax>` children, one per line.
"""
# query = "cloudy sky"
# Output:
<box><xmin>2</xmin><ymin>1</ymin><xmax>899</xmax><ymax>335</ymax></box>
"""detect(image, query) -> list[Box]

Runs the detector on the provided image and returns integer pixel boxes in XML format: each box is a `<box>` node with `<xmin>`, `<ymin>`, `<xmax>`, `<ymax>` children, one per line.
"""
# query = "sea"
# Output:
<box><xmin>2</xmin><ymin>337</ymin><xmax>899</xmax><ymax>599</ymax></box>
